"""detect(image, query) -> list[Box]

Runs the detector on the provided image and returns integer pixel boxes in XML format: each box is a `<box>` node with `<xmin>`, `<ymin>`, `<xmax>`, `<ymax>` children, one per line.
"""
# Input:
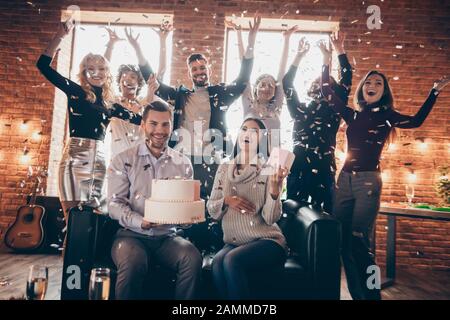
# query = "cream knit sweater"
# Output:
<box><xmin>207</xmin><ymin>159</ymin><xmax>286</xmax><ymax>250</ymax></box>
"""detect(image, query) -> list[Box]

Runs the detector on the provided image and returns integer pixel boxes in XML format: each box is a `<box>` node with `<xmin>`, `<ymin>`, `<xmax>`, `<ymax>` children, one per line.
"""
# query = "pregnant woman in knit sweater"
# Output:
<box><xmin>207</xmin><ymin>118</ymin><xmax>289</xmax><ymax>299</ymax></box>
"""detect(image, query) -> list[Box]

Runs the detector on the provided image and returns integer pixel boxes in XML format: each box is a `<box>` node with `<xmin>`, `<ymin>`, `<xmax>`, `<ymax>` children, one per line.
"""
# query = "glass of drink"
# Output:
<box><xmin>89</xmin><ymin>268</ymin><xmax>110</xmax><ymax>300</ymax></box>
<box><xmin>26</xmin><ymin>265</ymin><xmax>48</xmax><ymax>300</ymax></box>
<box><xmin>405</xmin><ymin>184</ymin><xmax>415</xmax><ymax>206</ymax></box>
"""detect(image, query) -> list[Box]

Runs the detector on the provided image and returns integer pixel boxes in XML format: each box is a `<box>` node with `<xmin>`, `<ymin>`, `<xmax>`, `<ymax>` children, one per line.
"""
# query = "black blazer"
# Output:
<box><xmin>139</xmin><ymin>58</ymin><xmax>254</xmax><ymax>153</ymax></box>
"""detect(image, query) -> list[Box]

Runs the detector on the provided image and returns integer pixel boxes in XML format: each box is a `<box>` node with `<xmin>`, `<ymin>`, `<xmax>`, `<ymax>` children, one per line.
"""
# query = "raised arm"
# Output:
<box><xmin>153</xmin><ymin>21</ymin><xmax>173</xmax><ymax>81</ymax></box>
<box><xmin>225</xmin><ymin>20</ymin><xmax>245</xmax><ymax>60</ymax></box>
<box><xmin>226</xmin><ymin>20</ymin><xmax>252</xmax><ymax>115</ymax></box>
<box><xmin>103</xmin><ymin>27</ymin><xmax>124</xmax><ymax>62</ymax></box>
<box><xmin>221</xmin><ymin>15</ymin><xmax>260</xmax><ymax>106</ymax></box>
<box><xmin>243</xmin><ymin>13</ymin><xmax>260</xmax><ymax>60</ymax></box>
<box><xmin>277</xmin><ymin>25</ymin><xmax>298</xmax><ymax>82</ymax></box>
<box><xmin>235</xmin><ymin>13</ymin><xmax>261</xmax><ymax>84</ymax></box>
<box><xmin>330</xmin><ymin>31</ymin><xmax>352</xmax><ymax>103</ymax></box>
<box><xmin>125</xmin><ymin>27</ymin><xmax>147</xmax><ymax>66</ymax></box>
<box><xmin>283</xmin><ymin>37</ymin><xmax>310</xmax><ymax>119</ymax></box>
<box><xmin>330</xmin><ymin>31</ymin><xmax>351</xmax><ymax>87</ymax></box>
<box><xmin>36</xmin><ymin>20</ymin><xmax>84</xmax><ymax>97</ymax></box>
<box><xmin>321</xmin><ymin>63</ymin><xmax>355</xmax><ymax>124</ymax></box>
<box><xmin>390</xmin><ymin>78</ymin><xmax>448</xmax><ymax>128</ymax></box>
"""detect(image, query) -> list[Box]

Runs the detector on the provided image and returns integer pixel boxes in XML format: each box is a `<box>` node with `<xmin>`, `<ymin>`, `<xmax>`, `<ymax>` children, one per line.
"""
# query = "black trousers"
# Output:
<box><xmin>287</xmin><ymin>147</ymin><xmax>335</xmax><ymax>214</ymax></box>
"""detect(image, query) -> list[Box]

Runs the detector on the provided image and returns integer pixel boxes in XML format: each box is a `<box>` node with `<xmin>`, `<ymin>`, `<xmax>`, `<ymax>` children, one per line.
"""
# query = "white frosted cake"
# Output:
<box><xmin>145</xmin><ymin>179</ymin><xmax>205</xmax><ymax>224</ymax></box>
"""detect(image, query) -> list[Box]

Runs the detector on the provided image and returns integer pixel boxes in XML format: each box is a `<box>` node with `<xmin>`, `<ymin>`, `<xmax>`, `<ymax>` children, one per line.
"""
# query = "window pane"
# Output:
<box><xmin>70</xmin><ymin>24</ymin><xmax>172</xmax><ymax>164</ymax></box>
<box><xmin>225</xmin><ymin>30</ymin><xmax>335</xmax><ymax>151</ymax></box>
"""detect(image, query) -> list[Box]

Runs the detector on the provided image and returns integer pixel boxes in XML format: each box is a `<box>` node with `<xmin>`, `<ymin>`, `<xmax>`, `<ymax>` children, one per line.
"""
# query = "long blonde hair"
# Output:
<box><xmin>77</xmin><ymin>53</ymin><xmax>114</xmax><ymax>107</ymax></box>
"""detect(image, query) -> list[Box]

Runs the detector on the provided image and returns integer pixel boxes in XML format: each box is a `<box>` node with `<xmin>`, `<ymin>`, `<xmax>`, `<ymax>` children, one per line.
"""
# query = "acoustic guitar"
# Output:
<box><xmin>4</xmin><ymin>172</ymin><xmax>46</xmax><ymax>251</ymax></box>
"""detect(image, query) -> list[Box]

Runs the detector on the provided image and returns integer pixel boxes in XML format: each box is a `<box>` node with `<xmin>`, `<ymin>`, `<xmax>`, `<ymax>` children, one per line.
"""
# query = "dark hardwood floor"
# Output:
<box><xmin>0</xmin><ymin>253</ymin><xmax>448</xmax><ymax>300</ymax></box>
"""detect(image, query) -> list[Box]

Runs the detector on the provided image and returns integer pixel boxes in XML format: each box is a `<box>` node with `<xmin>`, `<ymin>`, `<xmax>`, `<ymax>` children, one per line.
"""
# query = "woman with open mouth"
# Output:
<box><xmin>207</xmin><ymin>118</ymin><xmax>288</xmax><ymax>299</ymax></box>
<box><xmin>103</xmin><ymin>24</ymin><xmax>172</xmax><ymax>160</ymax></box>
<box><xmin>225</xmin><ymin>19</ymin><xmax>295</xmax><ymax>147</ymax></box>
<box><xmin>36</xmin><ymin>20</ymin><xmax>142</xmax><ymax>221</ymax></box>
<box><xmin>322</xmin><ymin>62</ymin><xmax>449</xmax><ymax>300</ymax></box>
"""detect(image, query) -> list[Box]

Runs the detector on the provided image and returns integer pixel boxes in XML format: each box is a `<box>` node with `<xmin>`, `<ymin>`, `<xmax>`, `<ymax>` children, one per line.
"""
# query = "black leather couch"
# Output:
<box><xmin>60</xmin><ymin>199</ymin><xmax>341</xmax><ymax>300</ymax></box>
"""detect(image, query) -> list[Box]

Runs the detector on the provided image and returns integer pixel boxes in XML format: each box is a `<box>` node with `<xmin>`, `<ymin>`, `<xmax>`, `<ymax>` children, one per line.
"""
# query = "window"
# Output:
<box><xmin>71</xmin><ymin>20</ymin><xmax>173</xmax><ymax>92</ymax></box>
<box><xmin>46</xmin><ymin>11</ymin><xmax>173</xmax><ymax>195</ymax></box>
<box><xmin>72</xmin><ymin>12</ymin><xmax>173</xmax><ymax>164</ymax></box>
<box><xmin>224</xmin><ymin>17</ymin><xmax>339</xmax><ymax>152</ymax></box>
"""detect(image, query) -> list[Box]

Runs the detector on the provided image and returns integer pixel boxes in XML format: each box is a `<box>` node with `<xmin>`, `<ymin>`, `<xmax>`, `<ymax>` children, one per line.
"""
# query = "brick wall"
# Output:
<box><xmin>0</xmin><ymin>0</ymin><xmax>449</xmax><ymax>270</ymax></box>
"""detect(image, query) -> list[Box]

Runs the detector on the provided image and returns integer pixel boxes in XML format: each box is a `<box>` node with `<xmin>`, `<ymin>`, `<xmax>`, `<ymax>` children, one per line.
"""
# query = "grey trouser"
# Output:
<box><xmin>111</xmin><ymin>229</ymin><xmax>202</xmax><ymax>300</ymax></box>
<box><xmin>333</xmin><ymin>171</ymin><xmax>382</xmax><ymax>300</ymax></box>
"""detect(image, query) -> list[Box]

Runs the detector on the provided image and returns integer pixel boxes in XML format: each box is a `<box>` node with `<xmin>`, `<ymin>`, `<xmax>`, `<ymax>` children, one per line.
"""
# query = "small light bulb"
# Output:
<box><xmin>20</xmin><ymin>154</ymin><xmax>31</xmax><ymax>165</ymax></box>
<box><xmin>418</xmin><ymin>142</ymin><xmax>428</xmax><ymax>152</ymax></box>
<box><xmin>388</xmin><ymin>143</ymin><xmax>396</xmax><ymax>152</ymax></box>
<box><xmin>32</xmin><ymin>131</ymin><xmax>41</xmax><ymax>140</ymax></box>
<box><xmin>381</xmin><ymin>171</ymin><xmax>389</xmax><ymax>181</ymax></box>
<box><xmin>408</xmin><ymin>172</ymin><xmax>417</xmax><ymax>183</ymax></box>
<box><xmin>20</xmin><ymin>122</ymin><xmax>28</xmax><ymax>132</ymax></box>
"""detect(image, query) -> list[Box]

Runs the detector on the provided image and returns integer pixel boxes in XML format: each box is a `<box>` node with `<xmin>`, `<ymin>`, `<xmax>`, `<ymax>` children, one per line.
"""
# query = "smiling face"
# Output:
<box><xmin>362</xmin><ymin>73</ymin><xmax>385</xmax><ymax>104</ymax></box>
<box><xmin>119</xmin><ymin>70</ymin><xmax>139</xmax><ymax>98</ymax></box>
<box><xmin>141</xmin><ymin>110</ymin><xmax>172</xmax><ymax>152</ymax></box>
<box><xmin>255</xmin><ymin>76</ymin><xmax>276</xmax><ymax>102</ymax></box>
<box><xmin>84</xmin><ymin>56</ymin><xmax>108</xmax><ymax>87</ymax></box>
<box><xmin>188</xmin><ymin>59</ymin><xmax>210</xmax><ymax>87</ymax></box>
<box><xmin>238</xmin><ymin>119</ymin><xmax>262</xmax><ymax>155</ymax></box>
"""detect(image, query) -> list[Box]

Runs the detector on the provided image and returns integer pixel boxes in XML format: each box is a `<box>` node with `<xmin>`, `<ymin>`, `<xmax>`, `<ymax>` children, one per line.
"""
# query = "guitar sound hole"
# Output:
<box><xmin>23</xmin><ymin>213</ymin><xmax>34</xmax><ymax>223</ymax></box>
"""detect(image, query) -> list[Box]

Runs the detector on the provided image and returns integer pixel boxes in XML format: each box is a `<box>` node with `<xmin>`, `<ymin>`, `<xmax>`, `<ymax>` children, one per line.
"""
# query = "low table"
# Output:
<box><xmin>377</xmin><ymin>204</ymin><xmax>450</xmax><ymax>289</ymax></box>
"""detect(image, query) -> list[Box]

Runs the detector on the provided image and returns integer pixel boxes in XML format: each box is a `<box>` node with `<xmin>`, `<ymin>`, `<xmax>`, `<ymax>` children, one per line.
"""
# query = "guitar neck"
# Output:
<box><xmin>29</xmin><ymin>177</ymin><xmax>41</xmax><ymax>206</ymax></box>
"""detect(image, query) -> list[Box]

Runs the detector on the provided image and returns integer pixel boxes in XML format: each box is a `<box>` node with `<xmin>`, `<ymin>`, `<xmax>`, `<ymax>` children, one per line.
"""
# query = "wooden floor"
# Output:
<box><xmin>0</xmin><ymin>253</ymin><xmax>449</xmax><ymax>300</ymax></box>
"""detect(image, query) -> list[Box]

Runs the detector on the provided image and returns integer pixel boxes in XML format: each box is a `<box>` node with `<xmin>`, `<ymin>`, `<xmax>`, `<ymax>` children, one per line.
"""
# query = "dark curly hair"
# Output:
<box><xmin>116</xmin><ymin>64</ymin><xmax>145</xmax><ymax>95</ymax></box>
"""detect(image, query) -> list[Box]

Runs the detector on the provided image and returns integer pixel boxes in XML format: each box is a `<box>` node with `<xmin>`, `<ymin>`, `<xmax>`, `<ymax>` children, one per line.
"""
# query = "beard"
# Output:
<box><xmin>147</xmin><ymin>134</ymin><xmax>168</xmax><ymax>150</ymax></box>
<box><xmin>192</xmin><ymin>73</ymin><xmax>208</xmax><ymax>87</ymax></box>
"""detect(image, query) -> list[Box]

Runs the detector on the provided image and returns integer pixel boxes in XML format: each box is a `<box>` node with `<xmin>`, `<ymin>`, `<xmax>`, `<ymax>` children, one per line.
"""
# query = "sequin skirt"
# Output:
<box><xmin>58</xmin><ymin>137</ymin><xmax>106</xmax><ymax>204</ymax></box>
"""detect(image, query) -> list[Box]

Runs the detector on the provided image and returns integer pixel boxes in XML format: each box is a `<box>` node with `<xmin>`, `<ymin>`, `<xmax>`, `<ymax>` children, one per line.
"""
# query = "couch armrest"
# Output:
<box><xmin>282</xmin><ymin>199</ymin><xmax>302</xmax><ymax>216</ymax></box>
<box><xmin>278</xmin><ymin>201</ymin><xmax>341</xmax><ymax>299</ymax></box>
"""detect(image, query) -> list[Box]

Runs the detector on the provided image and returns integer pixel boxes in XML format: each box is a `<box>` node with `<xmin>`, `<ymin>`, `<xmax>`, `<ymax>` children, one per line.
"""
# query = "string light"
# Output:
<box><xmin>388</xmin><ymin>143</ymin><xmax>397</xmax><ymax>152</ymax></box>
<box><xmin>20</xmin><ymin>154</ymin><xmax>31</xmax><ymax>165</ymax></box>
<box><xmin>20</xmin><ymin>120</ymin><xmax>28</xmax><ymax>132</ymax></box>
<box><xmin>381</xmin><ymin>170</ymin><xmax>389</xmax><ymax>181</ymax></box>
<box><xmin>416</xmin><ymin>137</ymin><xmax>428</xmax><ymax>152</ymax></box>
<box><xmin>32</xmin><ymin>131</ymin><xmax>42</xmax><ymax>141</ymax></box>
<box><xmin>407</xmin><ymin>170</ymin><xmax>417</xmax><ymax>183</ymax></box>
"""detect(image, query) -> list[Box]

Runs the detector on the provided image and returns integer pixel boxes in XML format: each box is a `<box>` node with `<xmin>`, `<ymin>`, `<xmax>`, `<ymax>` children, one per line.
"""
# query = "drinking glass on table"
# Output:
<box><xmin>26</xmin><ymin>265</ymin><xmax>48</xmax><ymax>300</ymax></box>
<box><xmin>89</xmin><ymin>268</ymin><xmax>110</xmax><ymax>300</ymax></box>
<box><xmin>405</xmin><ymin>184</ymin><xmax>415</xmax><ymax>206</ymax></box>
